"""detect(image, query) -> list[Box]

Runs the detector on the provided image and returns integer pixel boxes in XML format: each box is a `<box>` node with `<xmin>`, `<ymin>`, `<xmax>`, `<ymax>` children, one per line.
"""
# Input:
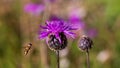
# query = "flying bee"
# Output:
<box><xmin>24</xmin><ymin>43</ymin><xmax>32</xmax><ymax>55</ymax></box>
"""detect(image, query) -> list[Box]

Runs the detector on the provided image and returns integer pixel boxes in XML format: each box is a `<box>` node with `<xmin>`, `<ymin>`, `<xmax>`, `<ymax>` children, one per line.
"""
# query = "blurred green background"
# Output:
<box><xmin>0</xmin><ymin>0</ymin><xmax>120</xmax><ymax>68</ymax></box>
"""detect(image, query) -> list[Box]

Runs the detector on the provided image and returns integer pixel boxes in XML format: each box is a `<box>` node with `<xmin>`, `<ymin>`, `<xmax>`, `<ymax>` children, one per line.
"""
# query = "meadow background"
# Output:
<box><xmin>0</xmin><ymin>0</ymin><xmax>120</xmax><ymax>68</ymax></box>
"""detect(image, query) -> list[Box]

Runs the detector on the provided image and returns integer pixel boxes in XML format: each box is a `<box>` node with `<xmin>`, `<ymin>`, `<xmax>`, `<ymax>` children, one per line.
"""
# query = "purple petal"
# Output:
<box><xmin>39</xmin><ymin>31</ymin><xmax>51</xmax><ymax>39</ymax></box>
<box><xmin>45</xmin><ymin>21</ymin><xmax>52</xmax><ymax>29</ymax></box>
<box><xmin>67</xmin><ymin>27</ymin><xmax>78</xmax><ymax>30</ymax></box>
<box><xmin>64</xmin><ymin>31</ymin><xmax>76</xmax><ymax>38</ymax></box>
<box><xmin>64</xmin><ymin>25</ymin><xmax>77</xmax><ymax>31</ymax></box>
<box><xmin>40</xmin><ymin>25</ymin><xmax>48</xmax><ymax>29</ymax></box>
<box><xmin>62</xmin><ymin>25</ymin><xmax>69</xmax><ymax>31</ymax></box>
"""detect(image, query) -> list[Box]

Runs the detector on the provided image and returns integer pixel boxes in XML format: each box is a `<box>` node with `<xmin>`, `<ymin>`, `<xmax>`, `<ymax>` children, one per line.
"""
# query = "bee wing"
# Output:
<box><xmin>24</xmin><ymin>47</ymin><xmax>32</xmax><ymax>55</ymax></box>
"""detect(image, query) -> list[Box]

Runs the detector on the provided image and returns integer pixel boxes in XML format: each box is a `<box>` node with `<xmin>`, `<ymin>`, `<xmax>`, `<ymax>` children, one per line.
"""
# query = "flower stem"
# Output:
<box><xmin>86</xmin><ymin>49</ymin><xmax>90</xmax><ymax>68</ymax></box>
<box><xmin>56</xmin><ymin>51</ymin><xmax>60</xmax><ymax>68</ymax></box>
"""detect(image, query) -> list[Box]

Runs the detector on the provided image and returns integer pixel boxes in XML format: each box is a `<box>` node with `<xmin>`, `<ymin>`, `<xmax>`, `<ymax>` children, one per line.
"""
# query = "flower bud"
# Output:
<box><xmin>78</xmin><ymin>35</ymin><xmax>93</xmax><ymax>51</ymax></box>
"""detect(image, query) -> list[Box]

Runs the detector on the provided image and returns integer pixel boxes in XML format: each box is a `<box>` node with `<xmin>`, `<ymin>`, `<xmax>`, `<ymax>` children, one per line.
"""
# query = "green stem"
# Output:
<box><xmin>56</xmin><ymin>51</ymin><xmax>60</xmax><ymax>68</ymax></box>
<box><xmin>86</xmin><ymin>49</ymin><xmax>90</xmax><ymax>68</ymax></box>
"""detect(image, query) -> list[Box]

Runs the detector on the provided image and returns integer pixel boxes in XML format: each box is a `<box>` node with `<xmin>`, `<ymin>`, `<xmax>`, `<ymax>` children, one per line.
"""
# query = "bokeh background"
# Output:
<box><xmin>0</xmin><ymin>0</ymin><xmax>120</xmax><ymax>68</ymax></box>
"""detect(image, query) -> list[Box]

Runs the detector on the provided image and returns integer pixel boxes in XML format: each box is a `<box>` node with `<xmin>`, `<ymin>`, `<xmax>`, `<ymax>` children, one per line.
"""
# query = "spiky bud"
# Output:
<box><xmin>78</xmin><ymin>35</ymin><xmax>93</xmax><ymax>51</ymax></box>
<box><xmin>47</xmin><ymin>32</ymin><xmax>67</xmax><ymax>51</ymax></box>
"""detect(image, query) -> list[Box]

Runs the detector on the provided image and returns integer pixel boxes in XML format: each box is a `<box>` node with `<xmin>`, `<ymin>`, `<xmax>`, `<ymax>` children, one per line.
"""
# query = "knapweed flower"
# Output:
<box><xmin>69</xmin><ymin>16</ymin><xmax>85</xmax><ymax>30</ymax></box>
<box><xmin>68</xmin><ymin>7</ymin><xmax>86</xmax><ymax>30</ymax></box>
<box><xmin>78</xmin><ymin>35</ymin><xmax>93</xmax><ymax>52</ymax></box>
<box><xmin>39</xmin><ymin>21</ymin><xmax>77</xmax><ymax>51</ymax></box>
<box><xmin>24</xmin><ymin>3</ymin><xmax>45</xmax><ymax>15</ymax></box>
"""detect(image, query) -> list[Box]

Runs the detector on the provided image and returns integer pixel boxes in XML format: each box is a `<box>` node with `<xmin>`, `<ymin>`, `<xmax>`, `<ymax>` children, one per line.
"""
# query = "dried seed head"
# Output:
<box><xmin>47</xmin><ymin>32</ymin><xmax>67</xmax><ymax>51</ymax></box>
<box><xmin>78</xmin><ymin>35</ymin><xmax>93</xmax><ymax>51</ymax></box>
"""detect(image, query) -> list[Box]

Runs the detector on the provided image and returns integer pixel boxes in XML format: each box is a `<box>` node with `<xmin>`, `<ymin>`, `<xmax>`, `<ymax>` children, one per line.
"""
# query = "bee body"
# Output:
<box><xmin>24</xmin><ymin>43</ymin><xmax>32</xmax><ymax>55</ymax></box>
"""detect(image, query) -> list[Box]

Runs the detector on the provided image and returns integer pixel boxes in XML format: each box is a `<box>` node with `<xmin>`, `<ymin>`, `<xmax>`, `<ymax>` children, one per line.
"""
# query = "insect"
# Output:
<box><xmin>24</xmin><ymin>43</ymin><xmax>32</xmax><ymax>55</ymax></box>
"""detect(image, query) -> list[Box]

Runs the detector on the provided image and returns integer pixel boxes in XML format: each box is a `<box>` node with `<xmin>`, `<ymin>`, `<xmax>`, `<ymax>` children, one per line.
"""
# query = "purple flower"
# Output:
<box><xmin>68</xmin><ymin>7</ymin><xmax>86</xmax><ymax>30</ymax></box>
<box><xmin>69</xmin><ymin>17</ymin><xmax>85</xmax><ymax>30</ymax></box>
<box><xmin>39</xmin><ymin>21</ymin><xmax>77</xmax><ymax>40</ymax></box>
<box><xmin>39</xmin><ymin>20</ymin><xmax>77</xmax><ymax>51</ymax></box>
<box><xmin>24</xmin><ymin>3</ymin><xmax>45</xmax><ymax>15</ymax></box>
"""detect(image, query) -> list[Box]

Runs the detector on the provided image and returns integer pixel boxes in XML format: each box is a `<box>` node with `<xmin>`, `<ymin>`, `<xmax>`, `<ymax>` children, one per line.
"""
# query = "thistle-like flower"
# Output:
<box><xmin>39</xmin><ymin>21</ymin><xmax>77</xmax><ymax>51</ymax></box>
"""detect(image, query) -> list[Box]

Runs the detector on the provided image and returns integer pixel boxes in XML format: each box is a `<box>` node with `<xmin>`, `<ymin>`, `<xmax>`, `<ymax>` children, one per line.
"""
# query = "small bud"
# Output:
<box><xmin>47</xmin><ymin>32</ymin><xmax>67</xmax><ymax>51</ymax></box>
<box><xmin>78</xmin><ymin>35</ymin><xmax>93</xmax><ymax>51</ymax></box>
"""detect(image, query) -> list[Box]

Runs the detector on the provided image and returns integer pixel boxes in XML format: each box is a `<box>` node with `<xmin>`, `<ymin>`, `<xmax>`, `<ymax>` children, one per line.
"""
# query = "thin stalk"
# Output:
<box><xmin>56</xmin><ymin>51</ymin><xmax>60</xmax><ymax>68</ymax></box>
<box><xmin>28</xmin><ymin>16</ymin><xmax>32</xmax><ymax>42</ymax></box>
<box><xmin>28</xmin><ymin>14</ymin><xmax>34</xmax><ymax>42</ymax></box>
<box><xmin>86</xmin><ymin>49</ymin><xmax>90</xmax><ymax>68</ymax></box>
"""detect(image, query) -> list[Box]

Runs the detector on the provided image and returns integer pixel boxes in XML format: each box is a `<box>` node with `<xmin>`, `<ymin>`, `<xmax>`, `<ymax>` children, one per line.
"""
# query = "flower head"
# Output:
<box><xmin>39</xmin><ymin>20</ymin><xmax>77</xmax><ymax>51</ymax></box>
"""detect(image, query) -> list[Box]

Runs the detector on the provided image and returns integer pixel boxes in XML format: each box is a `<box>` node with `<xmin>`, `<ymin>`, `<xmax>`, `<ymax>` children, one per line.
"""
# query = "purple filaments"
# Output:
<box><xmin>24</xmin><ymin>3</ymin><xmax>45</xmax><ymax>15</ymax></box>
<box><xmin>39</xmin><ymin>21</ymin><xmax>77</xmax><ymax>40</ymax></box>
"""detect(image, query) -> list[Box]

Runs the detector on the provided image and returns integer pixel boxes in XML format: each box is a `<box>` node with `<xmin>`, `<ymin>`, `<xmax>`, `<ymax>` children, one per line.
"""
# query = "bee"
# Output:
<box><xmin>24</xmin><ymin>43</ymin><xmax>32</xmax><ymax>55</ymax></box>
